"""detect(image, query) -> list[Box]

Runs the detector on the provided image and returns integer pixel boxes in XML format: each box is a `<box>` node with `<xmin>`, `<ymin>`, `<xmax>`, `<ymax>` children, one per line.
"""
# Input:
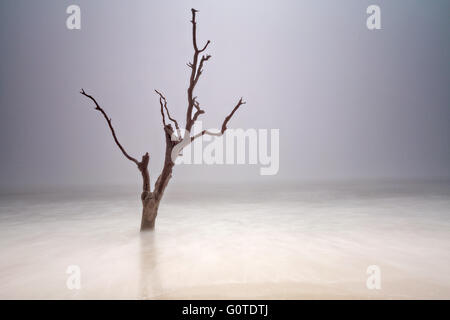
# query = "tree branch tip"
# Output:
<box><xmin>199</xmin><ymin>41</ymin><xmax>211</xmax><ymax>53</ymax></box>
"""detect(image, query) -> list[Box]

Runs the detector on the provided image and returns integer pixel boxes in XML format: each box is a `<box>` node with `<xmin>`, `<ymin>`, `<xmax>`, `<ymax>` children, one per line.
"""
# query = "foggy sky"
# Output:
<box><xmin>0</xmin><ymin>0</ymin><xmax>449</xmax><ymax>188</ymax></box>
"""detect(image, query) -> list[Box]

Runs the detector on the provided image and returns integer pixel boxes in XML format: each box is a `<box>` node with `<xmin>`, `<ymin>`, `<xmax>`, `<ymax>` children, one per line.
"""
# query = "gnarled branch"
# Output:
<box><xmin>191</xmin><ymin>98</ymin><xmax>246</xmax><ymax>142</ymax></box>
<box><xmin>191</xmin><ymin>97</ymin><xmax>205</xmax><ymax>123</ymax></box>
<box><xmin>158</xmin><ymin>96</ymin><xmax>167</xmax><ymax>127</ymax></box>
<box><xmin>193</xmin><ymin>54</ymin><xmax>211</xmax><ymax>88</ymax></box>
<box><xmin>80</xmin><ymin>89</ymin><xmax>152</xmax><ymax>196</ymax></box>
<box><xmin>80</xmin><ymin>89</ymin><xmax>140</xmax><ymax>166</ymax></box>
<box><xmin>186</xmin><ymin>8</ymin><xmax>211</xmax><ymax>131</ymax></box>
<box><xmin>183</xmin><ymin>9</ymin><xmax>246</xmax><ymax>144</ymax></box>
<box><xmin>155</xmin><ymin>90</ymin><xmax>181</xmax><ymax>139</ymax></box>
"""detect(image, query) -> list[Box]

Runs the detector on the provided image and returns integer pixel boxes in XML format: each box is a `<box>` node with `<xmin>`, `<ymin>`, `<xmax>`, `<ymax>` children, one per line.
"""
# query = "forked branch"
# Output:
<box><xmin>184</xmin><ymin>9</ymin><xmax>246</xmax><ymax>143</ymax></box>
<box><xmin>191</xmin><ymin>98</ymin><xmax>246</xmax><ymax>142</ymax></box>
<box><xmin>155</xmin><ymin>90</ymin><xmax>181</xmax><ymax>138</ymax></box>
<box><xmin>186</xmin><ymin>8</ymin><xmax>211</xmax><ymax>131</ymax></box>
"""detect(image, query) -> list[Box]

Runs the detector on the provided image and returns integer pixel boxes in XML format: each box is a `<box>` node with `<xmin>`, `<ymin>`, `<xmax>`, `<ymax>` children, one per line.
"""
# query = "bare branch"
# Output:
<box><xmin>154</xmin><ymin>90</ymin><xmax>181</xmax><ymax>138</ymax></box>
<box><xmin>158</xmin><ymin>96</ymin><xmax>167</xmax><ymax>127</ymax></box>
<box><xmin>221</xmin><ymin>98</ymin><xmax>246</xmax><ymax>133</ymax></box>
<box><xmin>80</xmin><ymin>89</ymin><xmax>140</xmax><ymax>166</ymax></box>
<box><xmin>193</xmin><ymin>98</ymin><xmax>203</xmax><ymax>113</ymax></box>
<box><xmin>190</xmin><ymin>98</ymin><xmax>246</xmax><ymax>142</ymax></box>
<box><xmin>186</xmin><ymin>8</ymin><xmax>211</xmax><ymax>131</ymax></box>
<box><xmin>192</xmin><ymin>97</ymin><xmax>200</xmax><ymax>111</ymax></box>
<box><xmin>191</xmin><ymin>9</ymin><xmax>210</xmax><ymax>53</ymax></box>
<box><xmin>185</xmin><ymin>9</ymin><xmax>245</xmax><ymax>142</ymax></box>
<box><xmin>192</xmin><ymin>109</ymin><xmax>205</xmax><ymax>123</ymax></box>
<box><xmin>190</xmin><ymin>129</ymin><xmax>219</xmax><ymax>142</ymax></box>
<box><xmin>199</xmin><ymin>40</ymin><xmax>211</xmax><ymax>52</ymax></box>
<box><xmin>191</xmin><ymin>97</ymin><xmax>205</xmax><ymax>122</ymax></box>
<box><xmin>190</xmin><ymin>8</ymin><xmax>199</xmax><ymax>52</ymax></box>
<box><xmin>193</xmin><ymin>54</ymin><xmax>211</xmax><ymax>87</ymax></box>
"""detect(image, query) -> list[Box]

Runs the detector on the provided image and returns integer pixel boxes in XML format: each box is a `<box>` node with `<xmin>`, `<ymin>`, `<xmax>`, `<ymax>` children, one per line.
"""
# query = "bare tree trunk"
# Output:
<box><xmin>140</xmin><ymin>125</ymin><xmax>175</xmax><ymax>231</ymax></box>
<box><xmin>140</xmin><ymin>199</ymin><xmax>158</xmax><ymax>231</ymax></box>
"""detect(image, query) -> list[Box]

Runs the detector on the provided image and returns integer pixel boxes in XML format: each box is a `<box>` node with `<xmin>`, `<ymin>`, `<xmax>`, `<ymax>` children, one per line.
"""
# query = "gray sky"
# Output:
<box><xmin>0</xmin><ymin>0</ymin><xmax>449</xmax><ymax>188</ymax></box>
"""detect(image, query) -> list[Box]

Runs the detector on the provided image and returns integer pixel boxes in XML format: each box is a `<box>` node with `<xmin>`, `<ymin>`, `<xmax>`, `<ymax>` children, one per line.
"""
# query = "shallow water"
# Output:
<box><xmin>1</xmin><ymin>181</ymin><xmax>450</xmax><ymax>299</ymax></box>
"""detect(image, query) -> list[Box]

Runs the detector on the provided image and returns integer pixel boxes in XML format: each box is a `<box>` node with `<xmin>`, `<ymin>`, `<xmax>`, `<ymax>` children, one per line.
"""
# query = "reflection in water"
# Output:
<box><xmin>139</xmin><ymin>231</ymin><xmax>161</xmax><ymax>299</ymax></box>
<box><xmin>0</xmin><ymin>181</ymin><xmax>450</xmax><ymax>299</ymax></box>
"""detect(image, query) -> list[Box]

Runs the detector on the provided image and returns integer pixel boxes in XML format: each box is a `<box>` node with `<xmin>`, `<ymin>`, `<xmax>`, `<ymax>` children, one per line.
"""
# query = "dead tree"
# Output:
<box><xmin>80</xmin><ymin>9</ymin><xmax>245</xmax><ymax>231</ymax></box>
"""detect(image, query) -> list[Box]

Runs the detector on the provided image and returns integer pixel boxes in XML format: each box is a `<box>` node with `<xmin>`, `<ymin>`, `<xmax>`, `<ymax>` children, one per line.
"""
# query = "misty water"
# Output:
<box><xmin>1</xmin><ymin>181</ymin><xmax>450</xmax><ymax>299</ymax></box>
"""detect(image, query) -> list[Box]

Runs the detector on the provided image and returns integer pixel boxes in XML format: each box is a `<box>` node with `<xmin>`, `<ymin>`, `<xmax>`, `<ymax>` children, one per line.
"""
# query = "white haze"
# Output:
<box><xmin>0</xmin><ymin>181</ymin><xmax>450</xmax><ymax>299</ymax></box>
